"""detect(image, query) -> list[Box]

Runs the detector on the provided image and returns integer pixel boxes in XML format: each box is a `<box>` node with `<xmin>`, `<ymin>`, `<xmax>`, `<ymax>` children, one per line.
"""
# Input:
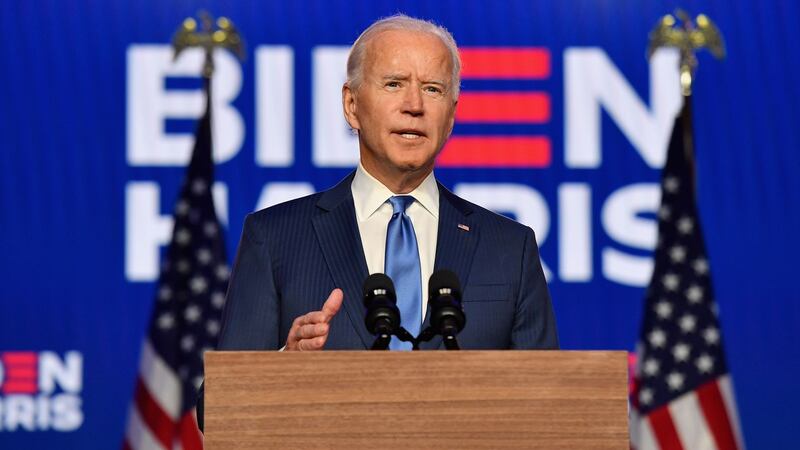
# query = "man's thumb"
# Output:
<box><xmin>321</xmin><ymin>288</ymin><xmax>344</xmax><ymax>320</ymax></box>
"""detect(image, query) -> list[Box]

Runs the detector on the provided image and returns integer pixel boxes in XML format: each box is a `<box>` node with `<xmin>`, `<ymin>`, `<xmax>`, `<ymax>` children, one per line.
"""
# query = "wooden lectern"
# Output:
<box><xmin>203</xmin><ymin>351</ymin><xmax>628</xmax><ymax>449</ymax></box>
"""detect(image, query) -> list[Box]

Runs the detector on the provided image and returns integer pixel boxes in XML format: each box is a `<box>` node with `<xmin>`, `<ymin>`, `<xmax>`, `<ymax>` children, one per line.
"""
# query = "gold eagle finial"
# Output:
<box><xmin>172</xmin><ymin>11</ymin><xmax>245</xmax><ymax>78</ymax></box>
<box><xmin>648</xmin><ymin>10</ymin><xmax>725</xmax><ymax>96</ymax></box>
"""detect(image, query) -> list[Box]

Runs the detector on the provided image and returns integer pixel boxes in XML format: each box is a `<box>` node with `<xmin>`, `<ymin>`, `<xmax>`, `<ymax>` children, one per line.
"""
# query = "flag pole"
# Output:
<box><xmin>123</xmin><ymin>12</ymin><xmax>247</xmax><ymax>450</ymax></box>
<box><xmin>629</xmin><ymin>11</ymin><xmax>743</xmax><ymax>450</ymax></box>
<box><xmin>648</xmin><ymin>10</ymin><xmax>725</xmax><ymax>181</ymax></box>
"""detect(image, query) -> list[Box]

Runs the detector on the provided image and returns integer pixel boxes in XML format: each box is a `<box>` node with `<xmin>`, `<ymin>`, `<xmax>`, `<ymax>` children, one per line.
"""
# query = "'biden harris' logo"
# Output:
<box><xmin>0</xmin><ymin>351</ymin><xmax>83</xmax><ymax>432</ymax></box>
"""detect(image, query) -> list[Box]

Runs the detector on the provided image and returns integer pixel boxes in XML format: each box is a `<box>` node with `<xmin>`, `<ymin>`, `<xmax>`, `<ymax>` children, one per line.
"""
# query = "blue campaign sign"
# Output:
<box><xmin>1</xmin><ymin>0</ymin><xmax>798</xmax><ymax>448</ymax></box>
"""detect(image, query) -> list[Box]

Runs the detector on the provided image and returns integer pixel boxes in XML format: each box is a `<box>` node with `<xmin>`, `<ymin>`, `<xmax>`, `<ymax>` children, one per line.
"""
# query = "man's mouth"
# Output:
<box><xmin>394</xmin><ymin>129</ymin><xmax>426</xmax><ymax>140</ymax></box>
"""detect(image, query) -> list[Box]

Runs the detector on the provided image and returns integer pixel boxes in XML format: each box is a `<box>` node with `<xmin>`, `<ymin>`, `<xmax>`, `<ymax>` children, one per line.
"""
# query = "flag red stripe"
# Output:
<box><xmin>460</xmin><ymin>48</ymin><xmax>550</xmax><ymax>79</ymax></box>
<box><xmin>2</xmin><ymin>352</ymin><xmax>37</xmax><ymax>365</ymax></box>
<box><xmin>2</xmin><ymin>381</ymin><xmax>38</xmax><ymax>394</ymax></box>
<box><xmin>6</xmin><ymin>367</ymin><xmax>37</xmax><ymax>378</ymax></box>
<box><xmin>648</xmin><ymin>405</ymin><xmax>685</xmax><ymax>450</ymax></box>
<box><xmin>456</xmin><ymin>92</ymin><xmax>550</xmax><ymax>123</ymax></box>
<box><xmin>134</xmin><ymin>377</ymin><xmax>176</xmax><ymax>449</ymax></box>
<box><xmin>437</xmin><ymin>136</ymin><xmax>551</xmax><ymax>167</ymax></box>
<box><xmin>179</xmin><ymin>412</ymin><xmax>203</xmax><ymax>450</ymax></box>
<box><xmin>697</xmin><ymin>380</ymin><xmax>739</xmax><ymax>450</ymax></box>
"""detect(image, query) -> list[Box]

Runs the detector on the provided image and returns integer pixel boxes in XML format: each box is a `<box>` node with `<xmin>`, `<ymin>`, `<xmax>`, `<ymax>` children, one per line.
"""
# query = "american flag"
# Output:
<box><xmin>630</xmin><ymin>99</ymin><xmax>744</xmax><ymax>449</ymax></box>
<box><xmin>124</xmin><ymin>80</ymin><xmax>228</xmax><ymax>450</ymax></box>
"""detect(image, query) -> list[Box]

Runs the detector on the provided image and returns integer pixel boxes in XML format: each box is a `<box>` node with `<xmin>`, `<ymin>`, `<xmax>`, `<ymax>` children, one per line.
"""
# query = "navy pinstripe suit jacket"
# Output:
<box><xmin>216</xmin><ymin>172</ymin><xmax>558</xmax><ymax>351</ymax></box>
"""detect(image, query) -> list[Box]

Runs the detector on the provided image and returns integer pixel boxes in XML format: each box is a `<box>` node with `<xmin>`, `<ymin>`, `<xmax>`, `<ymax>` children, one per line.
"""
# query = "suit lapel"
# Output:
<box><xmin>312</xmin><ymin>173</ymin><xmax>372</xmax><ymax>348</ymax></box>
<box><xmin>420</xmin><ymin>184</ymin><xmax>479</xmax><ymax>350</ymax></box>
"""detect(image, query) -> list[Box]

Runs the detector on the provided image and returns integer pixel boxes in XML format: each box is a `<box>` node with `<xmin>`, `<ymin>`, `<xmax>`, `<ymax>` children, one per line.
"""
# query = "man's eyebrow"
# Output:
<box><xmin>381</xmin><ymin>73</ymin><xmax>410</xmax><ymax>80</ymax></box>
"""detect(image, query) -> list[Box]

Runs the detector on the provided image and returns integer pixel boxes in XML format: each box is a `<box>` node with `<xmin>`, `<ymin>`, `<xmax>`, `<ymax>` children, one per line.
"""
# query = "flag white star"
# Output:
<box><xmin>696</xmin><ymin>354</ymin><xmax>714</xmax><ymax>374</ymax></box>
<box><xmin>216</xmin><ymin>264</ymin><xmax>230</xmax><ymax>281</ymax></box>
<box><xmin>157</xmin><ymin>313</ymin><xmax>174</xmax><ymax>330</ymax></box>
<box><xmin>176</xmin><ymin>259</ymin><xmax>191</xmax><ymax>274</ymax></box>
<box><xmin>664</xmin><ymin>176</ymin><xmax>680</xmax><ymax>193</ymax></box>
<box><xmin>204</xmin><ymin>221</ymin><xmax>218</xmax><ymax>237</ymax></box>
<box><xmin>643</xmin><ymin>358</ymin><xmax>660</xmax><ymax>377</ymax></box>
<box><xmin>662</xmin><ymin>273</ymin><xmax>680</xmax><ymax>291</ymax></box>
<box><xmin>667</xmin><ymin>371</ymin><xmax>685</xmax><ymax>391</ymax></box>
<box><xmin>158</xmin><ymin>286</ymin><xmax>172</xmax><ymax>301</ymax></box>
<box><xmin>648</xmin><ymin>328</ymin><xmax>667</xmax><ymax>348</ymax></box>
<box><xmin>191</xmin><ymin>178</ymin><xmax>207</xmax><ymax>195</ymax></box>
<box><xmin>181</xmin><ymin>335</ymin><xmax>195</xmax><ymax>352</ymax></box>
<box><xmin>639</xmin><ymin>388</ymin><xmax>654</xmax><ymax>405</ymax></box>
<box><xmin>693</xmin><ymin>258</ymin><xmax>709</xmax><ymax>275</ymax></box>
<box><xmin>211</xmin><ymin>291</ymin><xmax>226</xmax><ymax>309</ymax></box>
<box><xmin>176</xmin><ymin>200</ymin><xmax>189</xmax><ymax>216</ymax></box>
<box><xmin>658</xmin><ymin>205</ymin><xmax>672</xmax><ymax>220</ymax></box>
<box><xmin>679</xmin><ymin>314</ymin><xmax>697</xmax><ymax>333</ymax></box>
<box><xmin>206</xmin><ymin>320</ymin><xmax>220</xmax><ymax>336</ymax></box>
<box><xmin>677</xmin><ymin>217</ymin><xmax>694</xmax><ymax>235</ymax></box>
<box><xmin>184</xmin><ymin>304</ymin><xmax>201</xmax><ymax>322</ymax></box>
<box><xmin>703</xmin><ymin>327</ymin><xmax>720</xmax><ymax>345</ymax></box>
<box><xmin>655</xmin><ymin>300</ymin><xmax>673</xmax><ymax>319</ymax></box>
<box><xmin>686</xmin><ymin>285</ymin><xmax>703</xmax><ymax>304</ymax></box>
<box><xmin>190</xmin><ymin>276</ymin><xmax>208</xmax><ymax>294</ymax></box>
<box><xmin>196</xmin><ymin>248</ymin><xmax>212</xmax><ymax>265</ymax></box>
<box><xmin>175</xmin><ymin>228</ymin><xmax>192</xmax><ymax>246</ymax></box>
<box><xmin>669</xmin><ymin>245</ymin><xmax>687</xmax><ymax>263</ymax></box>
<box><xmin>672</xmin><ymin>342</ymin><xmax>691</xmax><ymax>362</ymax></box>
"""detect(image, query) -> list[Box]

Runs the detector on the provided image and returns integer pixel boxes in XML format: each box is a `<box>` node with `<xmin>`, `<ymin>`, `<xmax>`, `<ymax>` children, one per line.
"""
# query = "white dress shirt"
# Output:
<box><xmin>351</xmin><ymin>163</ymin><xmax>439</xmax><ymax>322</ymax></box>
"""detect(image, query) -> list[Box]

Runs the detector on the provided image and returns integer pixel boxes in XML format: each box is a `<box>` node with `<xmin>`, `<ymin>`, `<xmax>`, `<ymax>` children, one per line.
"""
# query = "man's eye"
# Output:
<box><xmin>386</xmin><ymin>81</ymin><xmax>400</xmax><ymax>88</ymax></box>
<box><xmin>425</xmin><ymin>86</ymin><xmax>443</xmax><ymax>94</ymax></box>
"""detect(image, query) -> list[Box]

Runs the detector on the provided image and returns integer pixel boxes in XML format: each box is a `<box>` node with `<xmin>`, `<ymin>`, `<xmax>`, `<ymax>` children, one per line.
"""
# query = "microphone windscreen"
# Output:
<box><xmin>363</xmin><ymin>273</ymin><xmax>396</xmax><ymax>298</ymax></box>
<box><xmin>428</xmin><ymin>270</ymin><xmax>461</xmax><ymax>297</ymax></box>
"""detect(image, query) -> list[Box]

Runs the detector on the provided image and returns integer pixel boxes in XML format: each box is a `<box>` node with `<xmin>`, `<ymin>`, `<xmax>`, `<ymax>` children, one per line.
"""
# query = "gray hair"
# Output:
<box><xmin>346</xmin><ymin>14</ymin><xmax>461</xmax><ymax>99</ymax></box>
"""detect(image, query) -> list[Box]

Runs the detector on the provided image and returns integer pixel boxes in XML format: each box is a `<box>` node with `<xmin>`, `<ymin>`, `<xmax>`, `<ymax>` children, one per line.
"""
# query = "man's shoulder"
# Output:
<box><xmin>242</xmin><ymin>173</ymin><xmax>355</xmax><ymax>239</ymax></box>
<box><xmin>250</xmin><ymin>191</ymin><xmax>324</xmax><ymax>221</ymax></box>
<box><xmin>440</xmin><ymin>185</ymin><xmax>533</xmax><ymax>237</ymax></box>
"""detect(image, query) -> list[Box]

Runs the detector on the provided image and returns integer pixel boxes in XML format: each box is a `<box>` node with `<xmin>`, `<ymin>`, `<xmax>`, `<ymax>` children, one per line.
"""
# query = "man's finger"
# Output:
<box><xmin>295</xmin><ymin>323</ymin><xmax>328</xmax><ymax>340</ymax></box>
<box><xmin>297</xmin><ymin>335</ymin><xmax>326</xmax><ymax>351</ymax></box>
<box><xmin>298</xmin><ymin>310</ymin><xmax>331</xmax><ymax>326</ymax></box>
<box><xmin>321</xmin><ymin>288</ymin><xmax>344</xmax><ymax>322</ymax></box>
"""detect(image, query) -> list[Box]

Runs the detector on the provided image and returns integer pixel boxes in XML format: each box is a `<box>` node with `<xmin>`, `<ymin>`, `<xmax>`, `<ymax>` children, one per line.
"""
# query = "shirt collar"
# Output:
<box><xmin>351</xmin><ymin>163</ymin><xmax>439</xmax><ymax>221</ymax></box>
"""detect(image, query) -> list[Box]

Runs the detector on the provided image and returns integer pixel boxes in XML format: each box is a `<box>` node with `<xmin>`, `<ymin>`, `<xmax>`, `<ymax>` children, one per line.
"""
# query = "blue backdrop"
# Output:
<box><xmin>1</xmin><ymin>0</ymin><xmax>798</xmax><ymax>448</ymax></box>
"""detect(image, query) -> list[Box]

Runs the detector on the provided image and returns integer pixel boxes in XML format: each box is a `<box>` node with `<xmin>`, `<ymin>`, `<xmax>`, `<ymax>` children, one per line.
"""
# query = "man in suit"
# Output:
<box><xmin>216</xmin><ymin>14</ymin><xmax>557</xmax><ymax>354</ymax></box>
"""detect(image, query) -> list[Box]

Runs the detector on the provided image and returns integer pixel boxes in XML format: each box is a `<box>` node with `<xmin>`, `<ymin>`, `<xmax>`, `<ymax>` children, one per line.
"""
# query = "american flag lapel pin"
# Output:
<box><xmin>457</xmin><ymin>223</ymin><xmax>470</xmax><ymax>232</ymax></box>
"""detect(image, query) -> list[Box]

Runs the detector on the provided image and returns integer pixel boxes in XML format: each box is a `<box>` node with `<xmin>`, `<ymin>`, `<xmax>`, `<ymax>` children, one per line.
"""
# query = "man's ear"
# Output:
<box><xmin>342</xmin><ymin>84</ymin><xmax>360</xmax><ymax>131</ymax></box>
<box><xmin>447</xmin><ymin>100</ymin><xmax>458</xmax><ymax>136</ymax></box>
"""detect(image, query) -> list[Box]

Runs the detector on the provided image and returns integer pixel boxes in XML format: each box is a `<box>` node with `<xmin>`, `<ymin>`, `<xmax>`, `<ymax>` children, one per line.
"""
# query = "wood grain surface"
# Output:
<box><xmin>204</xmin><ymin>351</ymin><xmax>628</xmax><ymax>449</ymax></box>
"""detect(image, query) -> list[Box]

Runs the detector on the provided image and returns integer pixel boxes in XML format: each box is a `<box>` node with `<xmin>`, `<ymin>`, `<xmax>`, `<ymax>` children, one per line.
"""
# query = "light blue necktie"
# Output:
<box><xmin>385</xmin><ymin>196</ymin><xmax>422</xmax><ymax>350</ymax></box>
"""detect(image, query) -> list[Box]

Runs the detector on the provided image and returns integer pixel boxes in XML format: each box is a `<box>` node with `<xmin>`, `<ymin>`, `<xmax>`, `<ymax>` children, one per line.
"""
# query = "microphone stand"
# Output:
<box><xmin>414</xmin><ymin>326</ymin><xmax>461</xmax><ymax>350</ymax></box>
<box><xmin>371</xmin><ymin>326</ymin><xmax>417</xmax><ymax>350</ymax></box>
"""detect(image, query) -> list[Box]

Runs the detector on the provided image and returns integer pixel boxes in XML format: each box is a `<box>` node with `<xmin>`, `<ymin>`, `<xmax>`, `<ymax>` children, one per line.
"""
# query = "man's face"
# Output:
<box><xmin>343</xmin><ymin>29</ymin><xmax>457</xmax><ymax>188</ymax></box>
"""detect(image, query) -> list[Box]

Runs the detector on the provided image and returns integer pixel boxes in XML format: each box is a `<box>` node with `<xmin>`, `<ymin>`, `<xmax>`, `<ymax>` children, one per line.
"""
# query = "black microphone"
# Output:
<box><xmin>362</xmin><ymin>273</ymin><xmax>401</xmax><ymax>349</ymax></box>
<box><xmin>428</xmin><ymin>270</ymin><xmax>466</xmax><ymax>349</ymax></box>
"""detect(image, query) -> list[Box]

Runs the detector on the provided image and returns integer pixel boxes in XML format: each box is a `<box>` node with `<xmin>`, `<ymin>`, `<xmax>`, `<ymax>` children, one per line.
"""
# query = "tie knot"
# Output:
<box><xmin>388</xmin><ymin>195</ymin><xmax>415</xmax><ymax>214</ymax></box>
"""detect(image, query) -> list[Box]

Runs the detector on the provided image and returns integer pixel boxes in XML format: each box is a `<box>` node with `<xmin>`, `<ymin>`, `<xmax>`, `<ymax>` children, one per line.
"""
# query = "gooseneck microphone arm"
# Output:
<box><xmin>363</xmin><ymin>271</ymin><xmax>466</xmax><ymax>350</ymax></box>
<box><xmin>417</xmin><ymin>270</ymin><xmax>466</xmax><ymax>350</ymax></box>
<box><xmin>362</xmin><ymin>273</ymin><xmax>415</xmax><ymax>350</ymax></box>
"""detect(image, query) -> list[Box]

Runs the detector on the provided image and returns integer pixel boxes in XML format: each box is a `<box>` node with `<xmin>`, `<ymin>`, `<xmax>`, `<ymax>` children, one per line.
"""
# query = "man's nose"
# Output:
<box><xmin>401</xmin><ymin>86</ymin><xmax>424</xmax><ymax>116</ymax></box>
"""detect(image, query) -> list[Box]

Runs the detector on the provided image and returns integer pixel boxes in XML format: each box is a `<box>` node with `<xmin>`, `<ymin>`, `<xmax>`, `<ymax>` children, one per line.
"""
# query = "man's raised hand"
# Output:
<box><xmin>284</xmin><ymin>289</ymin><xmax>344</xmax><ymax>351</ymax></box>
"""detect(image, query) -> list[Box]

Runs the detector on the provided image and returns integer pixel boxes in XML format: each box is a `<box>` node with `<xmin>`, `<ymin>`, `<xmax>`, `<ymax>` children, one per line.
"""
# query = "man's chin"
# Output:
<box><xmin>392</xmin><ymin>158</ymin><xmax>434</xmax><ymax>174</ymax></box>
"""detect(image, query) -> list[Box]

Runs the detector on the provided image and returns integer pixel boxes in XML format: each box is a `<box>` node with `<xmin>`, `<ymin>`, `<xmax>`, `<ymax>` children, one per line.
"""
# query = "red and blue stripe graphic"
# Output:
<box><xmin>438</xmin><ymin>48</ymin><xmax>552</xmax><ymax>168</ymax></box>
<box><xmin>1</xmin><ymin>352</ymin><xmax>38</xmax><ymax>394</ymax></box>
